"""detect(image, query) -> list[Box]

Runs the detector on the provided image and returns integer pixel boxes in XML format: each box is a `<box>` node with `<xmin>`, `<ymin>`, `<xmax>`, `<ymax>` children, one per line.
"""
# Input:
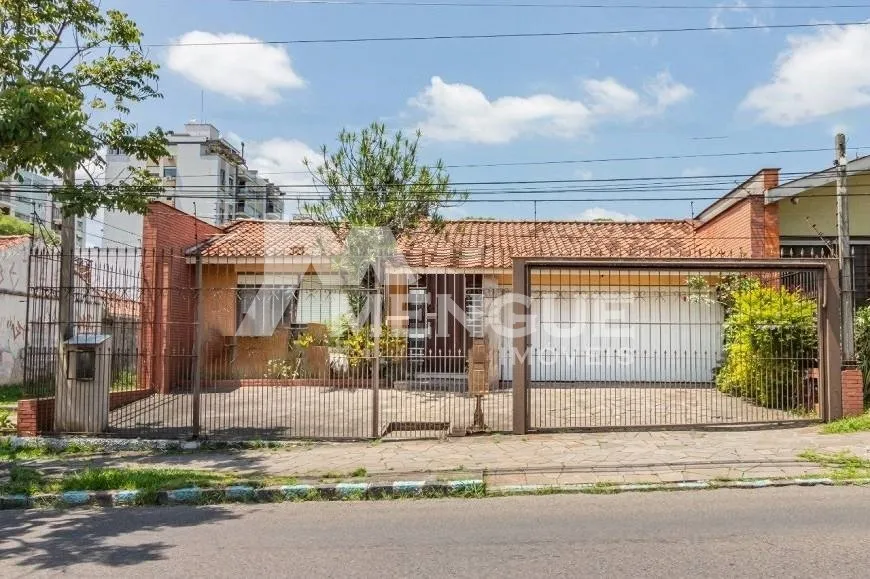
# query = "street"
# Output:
<box><xmin>2</xmin><ymin>487</ymin><xmax>870</xmax><ymax>578</ymax></box>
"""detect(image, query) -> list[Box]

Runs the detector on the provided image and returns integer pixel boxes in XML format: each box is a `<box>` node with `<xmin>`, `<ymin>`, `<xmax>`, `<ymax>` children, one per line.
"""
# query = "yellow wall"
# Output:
<box><xmin>778</xmin><ymin>172</ymin><xmax>870</xmax><ymax>237</ymax></box>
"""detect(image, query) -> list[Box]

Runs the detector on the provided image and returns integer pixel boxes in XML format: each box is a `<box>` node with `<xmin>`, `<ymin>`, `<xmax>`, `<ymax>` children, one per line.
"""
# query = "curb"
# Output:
<box><xmin>488</xmin><ymin>477</ymin><xmax>870</xmax><ymax>495</ymax></box>
<box><xmin>0</xmin><ymin>479</ymin><xmax>486</xmax><ymax>510</ymax></box>
<box><xmin>2</xmin><ymin>477</ymin><xmax>868</xmax><ymax>511</ymax></box>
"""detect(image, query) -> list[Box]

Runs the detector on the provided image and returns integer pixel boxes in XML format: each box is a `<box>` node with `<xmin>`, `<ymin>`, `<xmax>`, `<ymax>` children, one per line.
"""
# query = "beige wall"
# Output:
<box><xmin>778</xmin><ymin>173</ymin><xmax>870</xmax><ymax>237</ymax></box>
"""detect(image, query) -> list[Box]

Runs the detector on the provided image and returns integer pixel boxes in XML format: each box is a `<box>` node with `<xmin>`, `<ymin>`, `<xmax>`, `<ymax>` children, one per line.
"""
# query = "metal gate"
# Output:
<box><xmin>510</xmin><ymin>259</ymin><xmax>837</xmax><ymax>431</ymax></box>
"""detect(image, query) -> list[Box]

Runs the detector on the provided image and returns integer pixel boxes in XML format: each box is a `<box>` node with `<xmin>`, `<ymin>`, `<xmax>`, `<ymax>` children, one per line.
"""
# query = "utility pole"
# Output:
<box><xmin>836</xmin><ymin>133</ymin><xmax>856</xmax><ymax>363</ymax></box>
<box><xmin>59</xmin><ymin>166</ymin><xmax>76</xmax><ymax>343</ymax></box>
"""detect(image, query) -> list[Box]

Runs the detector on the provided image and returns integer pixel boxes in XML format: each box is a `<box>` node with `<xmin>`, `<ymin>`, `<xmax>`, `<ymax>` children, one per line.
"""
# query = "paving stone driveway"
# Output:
<box><xmin>109</xmin><ymin>385</ymin><xmax>807</xmax><ymax>439</ymax></box>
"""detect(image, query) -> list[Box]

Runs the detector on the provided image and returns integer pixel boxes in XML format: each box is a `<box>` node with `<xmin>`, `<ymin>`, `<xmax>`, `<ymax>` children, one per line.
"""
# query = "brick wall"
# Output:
<box><xmin>16</xmin><ymin>389</ymin><xmax>153</xmax><ymax>436</ymax></box>
<box><xmin>139</xmin><ymin>202</ymin><xmax>221</xmax><ymax>394</ymax></box>
<box><xmin>694</xmin><ymin>169</ymin><xmax>781</xmax><ymax>258</ymax></box>
<box><xmin>842</xmin><ymin>367</ymin><xmax>865</xmax><ymax>417</ymax></box>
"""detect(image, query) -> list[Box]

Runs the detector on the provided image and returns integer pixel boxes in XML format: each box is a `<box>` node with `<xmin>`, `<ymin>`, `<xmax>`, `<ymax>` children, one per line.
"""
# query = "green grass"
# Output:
<box><xmin>821</xmin><ymin>411</ymin><xmax>870</xmax><ymax>434</ymax></box>
<box><xmin>0</xmin><ymin>409</ymin><xmax>13</xmax><ymax>431</ymax></box>
<box><xmin>0</xmin><ymin>439</ymin><xmax>106</xmax><ymax>461</ymax></box>
<box><xmin>110</xmin><ymin>371</ymin><xmax>138</xmax><ymax>392</ymax></box>
<box><xmin>0</xmin><ymin>464</ymin><xmax>299</xmax><ymax>498</ymax></box>
<box><xmin>799</xmin><ymin>450</ymin><xmax>870</xmax><ymax>480</ymax></box>
<box><xmin>0</xmin><ymin>384</ymin><xmax>25</xmax><ymax>405</ymax></box>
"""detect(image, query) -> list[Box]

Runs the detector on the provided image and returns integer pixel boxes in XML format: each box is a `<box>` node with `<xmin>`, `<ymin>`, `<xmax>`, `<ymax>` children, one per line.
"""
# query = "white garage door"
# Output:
<box><xmin>498</xmin><ymin>289</ymin><xmax>724</xmax><ymax>383</ymax></box>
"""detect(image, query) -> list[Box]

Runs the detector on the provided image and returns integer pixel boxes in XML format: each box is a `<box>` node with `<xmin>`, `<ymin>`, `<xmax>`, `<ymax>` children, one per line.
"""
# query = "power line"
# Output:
<box><xmin>156</xmin><ymin>147</ymin><xmax>837</xmax><ymax>178</ymax></box>
<box><xmin>8</xmin><ymin>168</ymin><xmax>845</xmax><ymax>190</ymax></box>
<box><xmin>59</xmin><ymin>20</ymin><xmax>870</xmax><ymax>49</ymax></box>
<box><xmin>228</xmin><ymin>0</ymin><xmax>870</xmax><ymax>8</ymax></box>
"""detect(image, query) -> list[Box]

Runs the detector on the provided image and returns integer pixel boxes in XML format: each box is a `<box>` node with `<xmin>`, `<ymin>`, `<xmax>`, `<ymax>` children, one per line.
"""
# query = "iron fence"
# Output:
<box><xmin>20</xmin><ymin>247</ymin><xmax>835</xmax><ymax>439</ymax></box>
<box><xmin>512</xmin><ymin>259</ymin><xmax>831</xmax><ymax>431</ymax></box>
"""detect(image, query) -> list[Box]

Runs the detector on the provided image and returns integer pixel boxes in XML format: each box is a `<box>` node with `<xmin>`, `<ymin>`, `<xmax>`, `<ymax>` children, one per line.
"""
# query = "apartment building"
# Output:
<box><xmin>0</xmin><ymin>170</ymin><xmax>87</xmax><ymax>247</ymax></box>
<box><xmin>101</xmin><ymin>122</ymin><xmax>285</xmax><ymax>249</ymax></box>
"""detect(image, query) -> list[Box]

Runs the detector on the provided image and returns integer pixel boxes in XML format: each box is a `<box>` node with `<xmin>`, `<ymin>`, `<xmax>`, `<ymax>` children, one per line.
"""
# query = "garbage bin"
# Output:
<box><xmin>55</xmin><ymin>334</ymin><xmax>113</xmax><ymax>433</ymax></box>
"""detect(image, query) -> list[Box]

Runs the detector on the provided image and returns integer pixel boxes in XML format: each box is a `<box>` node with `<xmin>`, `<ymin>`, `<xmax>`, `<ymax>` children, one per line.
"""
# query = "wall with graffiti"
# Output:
<box><xmin>0</xmin><ymin>239</ymin><xmax>34</xmax><ymax>385</ymax></box>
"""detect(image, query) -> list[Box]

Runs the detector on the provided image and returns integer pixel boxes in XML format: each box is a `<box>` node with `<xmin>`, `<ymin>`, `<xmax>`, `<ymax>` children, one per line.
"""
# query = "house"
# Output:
<box><xmin>135</xmin><ymin>155</ymin><xmax>870</xmax><ymax>396</ymax></box>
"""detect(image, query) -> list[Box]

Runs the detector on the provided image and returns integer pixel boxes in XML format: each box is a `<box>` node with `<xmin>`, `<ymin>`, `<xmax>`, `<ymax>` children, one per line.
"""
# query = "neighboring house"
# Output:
<box><xmin>697</xmin><ymin>160</ymin><xmax>870</xmax><ymax>305</ymax></box>
<box><xmin>0</xmin><ymin>170</ymin><xmax>87</xmax><ymax>247</ymax></box>
<box><xmin>102</xmin><ymin>122</ymin><xmax>286</xmax><ymax>250</ymax></box>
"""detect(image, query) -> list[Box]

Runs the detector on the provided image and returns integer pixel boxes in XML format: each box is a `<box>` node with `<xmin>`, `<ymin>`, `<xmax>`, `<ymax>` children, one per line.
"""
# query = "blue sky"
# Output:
<box><xmin>106</xmin><ymin>0</ymin><xmax>870</xmax><ymax>222</ymax></box>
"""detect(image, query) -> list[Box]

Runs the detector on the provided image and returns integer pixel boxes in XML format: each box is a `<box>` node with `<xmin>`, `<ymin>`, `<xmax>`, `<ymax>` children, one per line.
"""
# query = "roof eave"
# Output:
<box><xmin>765</xmin><ymin>155</ymin><xmax>870</xmax><ymax>204</ymax></box>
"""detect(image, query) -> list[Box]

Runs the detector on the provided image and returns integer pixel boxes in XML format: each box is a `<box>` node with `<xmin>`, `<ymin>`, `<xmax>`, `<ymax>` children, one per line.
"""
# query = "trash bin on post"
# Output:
<box><xmin>55</xmin><ymin>334</ymin><xmax>113</xmax><ymax>433</ymax></box>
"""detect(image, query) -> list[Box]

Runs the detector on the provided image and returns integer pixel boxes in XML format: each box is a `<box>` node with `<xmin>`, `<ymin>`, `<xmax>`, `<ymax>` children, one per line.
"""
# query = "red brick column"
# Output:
<box><xmin>16</xmin><ymin>398</ymin><xmax>56</xmax><ymax>436</ymax></box>
<box><xmin>842</xmin><ymin>367</ymin><xmax>865</xmax><ymax>417</ymax></box>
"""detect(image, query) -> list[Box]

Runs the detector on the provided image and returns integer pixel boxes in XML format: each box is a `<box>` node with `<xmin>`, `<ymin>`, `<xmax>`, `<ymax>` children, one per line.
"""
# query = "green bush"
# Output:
<box><xmin>716</xmin><ymin>286</ymin><xmax>818</xmax><ymax>409</ymax></box>
<box><xmin>856</xmin><ymin>305</ymin><xmax>870</xmax><ymax>406</ymax></box>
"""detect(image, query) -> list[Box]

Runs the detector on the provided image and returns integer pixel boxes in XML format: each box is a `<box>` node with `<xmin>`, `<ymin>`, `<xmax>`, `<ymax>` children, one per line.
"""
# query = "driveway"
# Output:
<box><xmin>108</xmin><ymin>384</ymin><xmax>809</xmax><ymax>439</ymax></box>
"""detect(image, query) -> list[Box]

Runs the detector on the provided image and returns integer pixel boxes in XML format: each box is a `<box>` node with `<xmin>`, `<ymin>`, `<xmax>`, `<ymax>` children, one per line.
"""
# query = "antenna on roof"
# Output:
<box><xmin>200</xmin><ymin>91</ymin><xmax>205</xmax><ymax>123</ymax></box>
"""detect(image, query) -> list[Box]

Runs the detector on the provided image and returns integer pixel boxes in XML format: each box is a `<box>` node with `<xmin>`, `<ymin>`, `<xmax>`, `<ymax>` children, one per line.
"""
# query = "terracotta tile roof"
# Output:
<box><xmin>193</xmin><ymin>221</ymin><xmax>342</xmax><ymax>258</ymax></box>
<box><xmin>399</xmin><ymin>220</ymin><xmax>700</xmax><ymax>268</ymax></box>
<box><xmin>0</xmin><ymin>235</ymin><xmax>30</xmax><ymax>252</ymax></box>
<box><xmin>190</xmin><ymin>219</ymin><xmax>704</xmax><ymax>268</ymax></box>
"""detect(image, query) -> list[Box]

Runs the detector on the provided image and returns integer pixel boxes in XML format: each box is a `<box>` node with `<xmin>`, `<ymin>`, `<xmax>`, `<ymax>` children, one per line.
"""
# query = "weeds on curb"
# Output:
<box><xmin>799</xmin><ymin>450</ymin><xmax>870</xmax><ymax>479</ymax></box>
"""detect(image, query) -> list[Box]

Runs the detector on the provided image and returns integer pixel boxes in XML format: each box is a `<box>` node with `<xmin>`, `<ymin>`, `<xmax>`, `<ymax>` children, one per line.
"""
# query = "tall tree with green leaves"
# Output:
<box><xmin>303</xmin><ymin>122</ymin><xmax>466</xmax><ymax>238</ymax></box>
<box><xmin>303</xmin><ymin>122</ymin><xmax>466</xmax><ymax>318</ymax></box>
<box><xmin>0</xmin><ymin>0</ymin><xmax>168</xmax><ymax>218</ymax></box>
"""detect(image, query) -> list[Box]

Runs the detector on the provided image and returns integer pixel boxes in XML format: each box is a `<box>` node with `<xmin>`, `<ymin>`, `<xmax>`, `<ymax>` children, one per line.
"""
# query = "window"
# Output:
<box><xmin>236</xmin><ymin>274</ymin><xmax>301</xmax><ymax>336</ymax></box>
<box><xmin>219</xmin><ymin>168</ymin><xmax>226</xmax><ymax>186</ymax></box>
<box><xmin>163</xmin><ymin>166</ymin><xmax>177</xmax><ymax>178</ymax></box>
<box><xmin>236</xmin><ymin>198</ymin><xmax>246</xmax><ymax>213</ymax></box>
<box><xmin>266</xmin><ymin>198</ymin><xmax>276</xmax><ymax>214</ymax></box>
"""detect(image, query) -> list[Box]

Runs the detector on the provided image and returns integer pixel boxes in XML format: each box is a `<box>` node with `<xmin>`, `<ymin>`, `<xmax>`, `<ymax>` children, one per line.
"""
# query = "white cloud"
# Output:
<box><xmin>709</xmin><ymin>1</ymin><xmax>765</xmax><ymax>30</ymax></box>
<box><xmin>573</xmin><ymin>207</ymin><xmax>638</xmax><ymax>221</ymax></box>
<box><xmin>574</xmin><ymin>170</ymin><xmax>594</xmax><ymax>180</ymax></box>
<box><xmin>646</xmin><ymin>72</ymin><xmax>695</xmax><ymax>110</ymax></box>
<box><xmin>244</xmin><ymin>137</ymin><xmax>319</xmax><ymax>188</ymax></box>
<box><xmin>741</xmin><ymin>23</ymin><xmax>870</xmax><ymax>125</ymax></box>
<box><xmin>167</xmin><ymin>31</ymin><xmax>305</xmax><ymax>104</ymax></box>
<box><xmin>409</xmin><ymin>73</ymin><xmax>692</xmax><ymax>144</ymax></box>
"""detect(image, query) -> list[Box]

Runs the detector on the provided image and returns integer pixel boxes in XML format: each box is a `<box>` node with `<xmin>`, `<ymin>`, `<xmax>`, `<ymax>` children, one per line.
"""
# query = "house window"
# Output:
<box><xmin>236</xmin><ymin>198</ymin><xmax>246</xmax><ymax>214</ymax></box>
<box><xmin>219</xmin><ymin>168</ymin><xmax>226</xmax><ymax>186</ymax></box>
<box><xmin>236</xmin><ymin>274</ymin><xmax>300</xmax><ymax>336</ymax></box>
<box><xmin>163</xmin><ymin>166</ymin><xmax>177</xmax><ymax>178</ymax></box>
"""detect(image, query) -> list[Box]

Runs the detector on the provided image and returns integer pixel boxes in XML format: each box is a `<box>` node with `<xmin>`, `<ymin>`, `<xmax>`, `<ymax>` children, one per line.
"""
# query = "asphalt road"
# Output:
<box><xmin>2</xmin><ymin>487</ymin><xmax>870</xmax><ymax>578</ymax></box>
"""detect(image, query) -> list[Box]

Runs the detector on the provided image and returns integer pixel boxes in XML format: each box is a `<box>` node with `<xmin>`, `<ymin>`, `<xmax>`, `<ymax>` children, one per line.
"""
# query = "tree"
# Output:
<box><xmin>303</xmin><ymin>122</ymin><xmax>466</xmax><ymax>319</ymax></box>
<box><xmin>0</xmin><ymin>213</ymin><xmax>58</xmax><ymax>242</ymax></box>
<box><xmin>0</xmin><ymin>0</ymin><xmax>168</xmax><ymax>217</ymax></box>
<box><xmin>303</xmin><ymin>122</ymin><xmax>466</xmax><ymax>239</ymax></box>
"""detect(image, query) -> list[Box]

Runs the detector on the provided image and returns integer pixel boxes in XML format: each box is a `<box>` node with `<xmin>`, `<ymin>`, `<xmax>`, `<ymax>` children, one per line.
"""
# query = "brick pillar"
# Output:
<box><xmin>842</xmin><ymin>368</ymin><xmax>865</xmax><ymax>417</ymax></box>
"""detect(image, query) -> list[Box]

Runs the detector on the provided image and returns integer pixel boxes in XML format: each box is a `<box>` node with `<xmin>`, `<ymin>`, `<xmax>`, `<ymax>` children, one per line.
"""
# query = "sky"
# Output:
<box><xmin>96</xmin><ymin>0</ymin><xmax>870</xmax><ymax>226</ymax></box>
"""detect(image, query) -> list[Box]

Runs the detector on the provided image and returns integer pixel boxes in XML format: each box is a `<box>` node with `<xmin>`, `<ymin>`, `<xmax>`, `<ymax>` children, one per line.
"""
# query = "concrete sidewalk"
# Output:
<box><xmin>11</xmin><ymin>427</ymin><xmax>870</xmax><ymax>489</ymax></box>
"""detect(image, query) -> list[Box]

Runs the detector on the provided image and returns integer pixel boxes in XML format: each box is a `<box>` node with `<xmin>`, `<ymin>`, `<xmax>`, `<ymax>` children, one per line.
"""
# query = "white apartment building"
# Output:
<box><xmin>0</xmin><ymin>170</ymin><xmax>87</xmax><ymax>247</ymax></box>
<box><xmin>102</xmin><ymin>122</ymin><xmax>286</xmax><ymax>249</ymax></box>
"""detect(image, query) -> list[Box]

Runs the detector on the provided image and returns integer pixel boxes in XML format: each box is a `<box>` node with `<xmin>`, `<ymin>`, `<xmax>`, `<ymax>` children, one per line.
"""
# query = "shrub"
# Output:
<box><xmin>332</xmin><ymin>321</ymin><xmax>407</xmax><ymax>378</ymax></box>
<box><xmin>716</xmin><ymin>286</ymin><xmax>818</xmax><ymax>409</ymax></box>
<box><xmin>264</xmin><ymin>358</ymin><xmax>302</xmax><ymax>379</ymax></box>
<box><xmin>856</xmin><ymin>305</ymin><xmax>870</xmax><ymax>406</ymax></box>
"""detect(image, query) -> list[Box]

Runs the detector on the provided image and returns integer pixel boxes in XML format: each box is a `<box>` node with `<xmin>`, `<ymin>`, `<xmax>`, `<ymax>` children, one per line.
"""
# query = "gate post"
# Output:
<box><xmin>192</xmin><ymin>251</ymin><xmax>203</xmax><ymax>439</ymax></box>
<box><xmin>512</xmin><ymin>259</ymin><xmax>529</xmax><ymax>434</ymax></box>
<box><xmin>822</xmin><ymin>260</ymin><xmax>843</xmax><ymax>421</ymax></box>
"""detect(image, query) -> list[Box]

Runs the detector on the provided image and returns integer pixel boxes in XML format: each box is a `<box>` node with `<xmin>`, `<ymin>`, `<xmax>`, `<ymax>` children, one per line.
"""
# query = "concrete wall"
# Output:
<box><xmin>0</xmin><ymin>240</ymin><xmax>32</xmax><ymax>384</ymax></box>
<box><xmin>777</xmin><ymin>173</ymin><xmax>870</xmax><ymax>237</ymax></box>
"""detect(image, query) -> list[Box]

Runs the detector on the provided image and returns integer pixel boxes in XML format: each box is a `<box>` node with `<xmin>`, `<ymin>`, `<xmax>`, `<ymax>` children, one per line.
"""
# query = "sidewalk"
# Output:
<box><xmin>11</xmin><ymin>426</ymin><xmax>870</xmax><ymax>489</ymax></box>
